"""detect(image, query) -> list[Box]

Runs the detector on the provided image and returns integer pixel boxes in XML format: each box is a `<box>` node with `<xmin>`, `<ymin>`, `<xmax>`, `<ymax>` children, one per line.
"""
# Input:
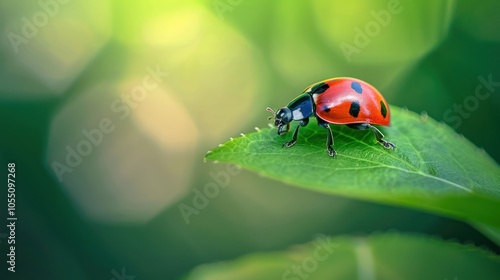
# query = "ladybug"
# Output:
<box><xmin>267</xmin><ymin>77</ymin><xmax>395</xmax><ymax>157</ymax></box>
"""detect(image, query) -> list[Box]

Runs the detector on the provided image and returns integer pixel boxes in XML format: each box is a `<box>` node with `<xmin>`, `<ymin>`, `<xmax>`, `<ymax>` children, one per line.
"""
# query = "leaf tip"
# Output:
<box><xmin>203</xmin><ymin>151</ymin><xmax>213</xmax><ymax>163</ymax></box>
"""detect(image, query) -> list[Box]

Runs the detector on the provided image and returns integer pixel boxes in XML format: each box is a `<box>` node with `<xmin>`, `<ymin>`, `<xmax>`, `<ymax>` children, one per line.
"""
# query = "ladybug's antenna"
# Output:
<box><xmin>266</xmin><ymin>107</ymin><xmax>275</xmax><ymax>120</ymax></box>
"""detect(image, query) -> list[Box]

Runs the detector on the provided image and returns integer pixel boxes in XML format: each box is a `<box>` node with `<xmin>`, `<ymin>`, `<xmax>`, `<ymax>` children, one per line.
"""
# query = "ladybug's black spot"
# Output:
<box><xmin>349</xmin><ymin>101</ymin><xmax>360</xmax><ymax>118</ymax></box>
<box><xmin>351</xmin><ymin>81</ymin><xmax>362</xmax><ymax>94</ymax></box>
<box><xmin>310</xmin><ymin>82</ymin><xmax>329</xmax><ymax>94</ymax></box>
<box><xmin>322</xmin><ymin>105</ymin><xmax>331</xmax><ymax>113</ymax></box>
<box><xmin>380</xmin><ymin>101</ymin><xmax>387</xmax><ymax>118</ymax></box>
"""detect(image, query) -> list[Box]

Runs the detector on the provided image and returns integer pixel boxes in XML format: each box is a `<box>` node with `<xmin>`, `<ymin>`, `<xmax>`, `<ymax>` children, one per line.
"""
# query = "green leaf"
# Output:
<box><xmin>183</xmin><ymin>233</ymin><xmax>500</xmax><ymax>280</ymax></box>
<box><xmin>206</xmin><ymin>106</ymin><xmax>500</xmax><ymax>229</ymax></box>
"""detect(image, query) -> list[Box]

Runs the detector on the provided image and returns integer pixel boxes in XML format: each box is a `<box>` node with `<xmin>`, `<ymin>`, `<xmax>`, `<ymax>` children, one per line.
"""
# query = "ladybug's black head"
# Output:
<box><xmin>267</xmin><ymin>107</ymin><xmax>292</xmax><ymax>135</ymax></box>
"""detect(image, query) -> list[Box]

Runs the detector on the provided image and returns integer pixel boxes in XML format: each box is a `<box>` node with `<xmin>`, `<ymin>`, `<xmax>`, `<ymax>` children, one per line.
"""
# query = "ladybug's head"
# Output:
<box><xmin>266</xmin><ymin>107</ymin><xmax>292</xmax><ymax>135</ymax></box>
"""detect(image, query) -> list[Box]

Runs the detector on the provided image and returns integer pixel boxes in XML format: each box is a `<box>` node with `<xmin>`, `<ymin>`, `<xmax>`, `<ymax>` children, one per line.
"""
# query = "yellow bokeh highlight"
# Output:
<box><xmin>143</xmin><ymin>7</ymin><xmax>203</xmax><ymax>48</ymax></box>
<box><xmin>130</xmin><ymin>84</ymin><xmax>199</xmax><ymax>150</ymax></box>
<box><xmin>124</xmin><ymin>5</ymin><xmax>262</xmax><ymax>142</ymax></box>
<box><xmin>45</xmin><ymin>82</ymin><xmax>197</xmax><ymax>224</ymax></box>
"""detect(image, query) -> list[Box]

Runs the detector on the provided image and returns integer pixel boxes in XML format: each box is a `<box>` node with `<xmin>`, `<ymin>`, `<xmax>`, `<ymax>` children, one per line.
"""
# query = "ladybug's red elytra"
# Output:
<box><xmin>267</xmin><ymin>77</ymin><xmax>395</xmax><ymax>157</ymax></box>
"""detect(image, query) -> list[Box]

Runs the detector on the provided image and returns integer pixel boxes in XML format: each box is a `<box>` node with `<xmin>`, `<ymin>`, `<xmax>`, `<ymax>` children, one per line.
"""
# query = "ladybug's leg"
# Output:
<box><xmin>317</xmin><ymin>118</ymin><xmax>336</xmax><ymax>157</ymax></box>
<box><xmin>347</xmin><ymin>123</ymin><xmax>395</xmax><ymax>149</ymax></box>
<box><xmin>283</xmin><ymin>118</ymin><xmax>309</xmax><ymax>148</ymax></box>
<box><xmin>367</xmin><ymin>124</ymin><xmax>395</xmax><ymax>149</ymax></box>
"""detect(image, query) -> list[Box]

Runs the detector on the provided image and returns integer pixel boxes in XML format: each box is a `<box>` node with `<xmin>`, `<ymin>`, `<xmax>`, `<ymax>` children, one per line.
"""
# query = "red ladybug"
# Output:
<box><xmin>267</xmin><ymin>77</ymin><xmax>395</xmax><ymax>157</ymax></box>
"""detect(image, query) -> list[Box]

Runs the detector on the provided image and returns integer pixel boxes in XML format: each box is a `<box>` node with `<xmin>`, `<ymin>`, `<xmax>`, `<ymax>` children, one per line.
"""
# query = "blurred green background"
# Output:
<box><xmin>0</xmin><ymin>0</ymin><xmax>499</xmax><ymax>279</ymax></box>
